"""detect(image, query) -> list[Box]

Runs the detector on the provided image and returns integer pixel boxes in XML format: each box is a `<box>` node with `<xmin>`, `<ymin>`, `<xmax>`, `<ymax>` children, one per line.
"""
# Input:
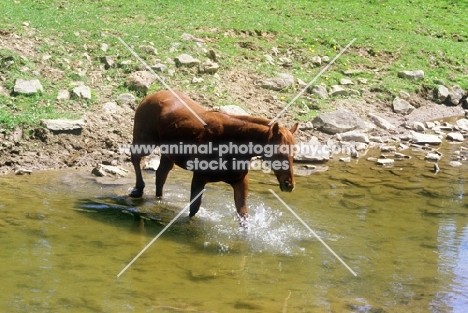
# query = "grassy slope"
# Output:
<box><xmin>1</xmin><ymin>0</ymin><xmax>467</xmax><ymax>130</ymax></box>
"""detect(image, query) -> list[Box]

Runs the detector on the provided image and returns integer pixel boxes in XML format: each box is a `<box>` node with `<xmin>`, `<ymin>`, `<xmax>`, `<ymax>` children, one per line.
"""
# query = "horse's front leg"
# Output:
<box><xmin>231</xmin><ymin>175</ymin><xmax>249</xmax><ymax>223</ymax></box>
<box><xmin>189</xmin><ymin>172</ymin><xmax>206</xmax><ymax>217</ymax></box>
<box><xmin>155</xmin><ymin>155</ymin><xmax>174</xmax><ymax>198</ymax></box>
<box><xmin>130</xmin><ymin>152</ymin><xmax>145</xmax><ymax>198</ymax></box>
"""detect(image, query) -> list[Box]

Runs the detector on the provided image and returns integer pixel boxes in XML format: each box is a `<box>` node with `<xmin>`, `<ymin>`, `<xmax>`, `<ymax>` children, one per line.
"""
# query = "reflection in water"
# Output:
<box><xmin>432</xmin><ymin>220</ymin><xmax>468</xmax><ymax>312</ymax></box>
<box><xmin>0</xmin><ymin>144</ymin><xmax>467</xmax><ymax>312</ymax></box>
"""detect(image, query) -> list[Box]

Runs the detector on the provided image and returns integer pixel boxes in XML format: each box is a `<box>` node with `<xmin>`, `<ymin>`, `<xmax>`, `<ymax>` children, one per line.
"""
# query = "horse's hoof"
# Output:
<box><xmin>238</xmin><ymin>213</ymin><xmax>249</xmax><ymax>230</ymax></box>
<box><xmin>129</xmin><ymin>189</ymin><xmax>143</xmax><ymax>198</ymax></box>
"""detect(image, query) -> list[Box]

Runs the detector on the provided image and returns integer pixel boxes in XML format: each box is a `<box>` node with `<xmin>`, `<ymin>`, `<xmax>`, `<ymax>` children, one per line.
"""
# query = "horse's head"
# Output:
<box><xmin>265</xmin><ymin>122</ymin><xmax>298</xmax><ymax>192</ymax></box>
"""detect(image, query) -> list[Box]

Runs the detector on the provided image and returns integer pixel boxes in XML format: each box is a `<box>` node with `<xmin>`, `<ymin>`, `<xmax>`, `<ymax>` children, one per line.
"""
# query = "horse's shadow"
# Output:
<box><xmin>75</xmin><ymin>196</ymin><xmax>190</xmax><ymax>235</ymax></box>
<box><xmin>73</xmin><ymin>195</ymin><xmax>238</xmax><ymax>253</ymax></box>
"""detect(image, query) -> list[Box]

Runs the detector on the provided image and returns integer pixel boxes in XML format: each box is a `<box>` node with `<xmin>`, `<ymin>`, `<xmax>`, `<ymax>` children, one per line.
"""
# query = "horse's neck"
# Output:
<box><xmin>226</xmin><ymin>120</ymin><xmax>270</xmax><ymax>141</ymax></box>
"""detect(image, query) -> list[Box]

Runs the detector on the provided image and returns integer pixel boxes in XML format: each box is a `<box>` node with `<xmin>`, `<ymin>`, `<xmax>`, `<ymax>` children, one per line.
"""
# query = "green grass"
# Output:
<box><xmin>1</xmin><ymin>0</ymin><xmax>467</xmax><ymax>130</ymax></box>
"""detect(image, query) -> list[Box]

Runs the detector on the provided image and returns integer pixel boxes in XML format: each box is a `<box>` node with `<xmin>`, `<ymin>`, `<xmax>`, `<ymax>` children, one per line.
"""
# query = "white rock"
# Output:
<box><xmin>377</xmin><ymin>159</ymin><xmax>394</xmax><ymax>167</ymax></box>
<box><xmin>446</xmin><ymin>132</ymin><xmax>464</xmax><ymax>142</ymax></box>
<box><xmin>411</xmin><ymin>132</ymin><xmax>442</xmax><ymax>145</ymax></box>
<box><xmin>219</xmin><ymin>105</ymin><xmax>249</xmax><ymax>116</ymax></box>
<box><xmin>425</xmin><ymin>153</ymin><xmax>441</xmax><ymax>161</ymax></box>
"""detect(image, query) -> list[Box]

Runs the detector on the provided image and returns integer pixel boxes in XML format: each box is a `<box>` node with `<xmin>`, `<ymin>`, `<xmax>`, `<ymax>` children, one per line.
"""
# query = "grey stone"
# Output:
<box><xmin>354</xmin><ymin>142</ymin><xmax>368</xmax><ymax>151</ymax></box>
<box><xmin>329</xmin><ymin>85</ymin><xmax>348</xmax><ymax>96</ymax></box>
<box><xmin>72</xmin><ymin>85</ymin><xmax>91</xmax><ymax>100</ymax></box>
<box><xmin>41</xmin><ymin>119</ymin><xmax>85</xmax><ymax>132</ymax></box>
<box><xmin>449</xmin><ymin>161</ymin><xmax>462</xmax><ymax>167</ymax></box>
<box><xmin>294</xmin><ymin>144</ymin><xmax>330</xmax><ymax>163</ymax></box>
<box><xmin>203</xmin><ymin>60</ymin><xmax>219</xmax><ymax>73</ymax></box>
<box><xmin>126</xmin><ymin>71</ymin><xmax>156</xmax><ymax>92</ymax></box>
<box><xmin>399</xmin><ymin>90</ymin><xmax>411</xmax><ymax>99</ymax></box>
<box><xmin>456</xmin><ymin>118</ymin><xmax>468</xmax><ymax>130</ymax></box>
<box><xmin>411</xmin><ymin>121</ymin><xmax>426</xmax><ymax>132</ymax></box>
<box><xmin>436</xmin><ymin>85</ymin><xmax>449</xmax><ymax>102</ymax></box>
<box><xmin>340</xmin><ymin>78</ymin><xmax>354</xmax><ymax>85</ymax></box>
<box><xmin>343</xmin><ymin>69</ymin><xmax>363</xmax><ymax>75</ymax></box>
<box><xmin>398</xmin><ymin>70</ymin><xmax>425</xmax><ymax>80</ymax></box>
<box><xmin>312</xmin><ymin>109</ymin><xmax>367</xmax><ymax>134</ymax></box>
<box><xmin>321</xmin><ymin>56</ymin><xmax>330</xmax><ymax>63</ymax></box>
<box><xmin>256</xmin><ymin>73</ymin><xmax>294</xmax><ymax>91</ymax></box>
<box><xmin>191</xmin><ymin>76</ymin><xmax>204</xmax><ymax>84</ymax></box>
<box><xmin>447</xmin><ymin>85</ymin><xmax>465</xmax><ymax>105</ymax></box>
<box><xmin>299</xmin><ymin>121</ymin><xmax>313</xmax><ymax>130</ymax></box>
<box><xmin>311</xmin><ymin>56</ymin><xmax>322</xmax><ymax>66</ymax></box>
<box><xmin>393</xmin><ymin>97</ymin><xmax>415</xmax><ymax>115</ymax></box>
<box><xmin>308</xmin><ymin>84</ymin><xmax>328</xmax><ymax>99</ymax></box>
<box><xmin>117</xmin><ymin>93</ymin><xmax>136</xmax><ymax>106</ymax></box>
<box><xmin>411</xmin><ymin>132</ymin><xmax>442</xmax><ymax>145</ymax></box>
<box><xmin>102</xmin><ymin>101</ymin><xmax>119</xmax><ymax>114</ymax></box>
<box><xmin>14</xmin><ymin>79</ymin><xmax>43</xmax><ymax>94</ymax></box>
<box><xmin>101</xmin><ymin>56</ymin><xmax>114</xmax><ymax>69</ymax></box>
<box><xmin>175</xmin><ymin>54</ymin><xmax>201</xmax><ymax>67</ymax></box>
<box><xmin>425</xmin><ymin>121</ymin><xmax>436</xmax><ymax>129</ymax></box>
<box><xmin>92</xmin><ymin>164</ymin><xmax>128</xmax><ymax>177</ymax></box>
<box><xmin>181</xmin><ymin>33</ymin><xmax>204</xmax><ymax>43</ymax></box>
<box><xmin>139</xmin><ymin>45</ymin><xmax>158</xmax><ymax>55</ymax></box>
<box><xmin>11</xmin><ymin>127</ymin><xmax>23</xmax><ymax>142</ymax></box>
<box><xmin>446</xmin><ymin>132</ymin><xmax>464</xmax><ymax>142</ymax></box>
<box><xmin>264</xmin><ymin>54</ymin><xmax>275</xmax><ymax>65</ymax></box>
<box><xmin>381</xmin><ymin>145</ymin><xmax>396</xmax><ymax>152</ymax></box>
<box><xmin>425</xmin><ymin>153</ymin><xmax>442</xmax><ymax>162</ymax></box>
<box><xmin>357</xmin><ymin>78</ymin><xmax>368</xmax><ymax>84</ymax></box>
<box><xmin>279</xmin><ymin>57</ymin><xmax>292</xmax><ymax>67</ymax></box>
<box><xmin>394</xmin><ymin>152</ymin><xmax>411</xmax><ymax>159</ymax></box>
<box><xmin>151</xmin><ymin>63</ymin><xmax>166</xmax><ymax>72</ymax></box>
<box><xmin>339</xmin><ymin>131</ymin><xmax>369</xmax><ymax>143</ymax></box>
<box><xmin>368</xmin><ymin>113</ymin><xmax>396</xmax><ymax>130</ymax></box>
<box><xmin>219</xmin><ymin>105</ymin><xmax>249</xmax><ymax>116</ymax></box>
<box><xmin>377</xmin><ymin>159</ymin><xmax>394</xmax><ymax>167</ymax></box>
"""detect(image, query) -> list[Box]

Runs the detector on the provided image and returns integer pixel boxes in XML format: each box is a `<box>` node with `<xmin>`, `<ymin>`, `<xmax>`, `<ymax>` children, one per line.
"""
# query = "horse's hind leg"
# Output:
<box><xmin>155</xmin><ymin>155</ymin><xmax>174</xmax><ymax>198</ymax></box>
<box><xmin>130</xmin><ymin>152</ymin><xmax>147</xmax><ymax>198</ymax></box>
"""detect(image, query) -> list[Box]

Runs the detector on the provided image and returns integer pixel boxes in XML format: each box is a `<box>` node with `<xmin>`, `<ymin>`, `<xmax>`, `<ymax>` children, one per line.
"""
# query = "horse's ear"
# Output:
<box><xmin>290</xmin><ymin>123</ymin><xmax>299</xmax><ymax>135</ymax></box>
<box><xmin>271</xmin><ymin>122</ymin><xmax>280</xmax><ymax>136</ymax></box>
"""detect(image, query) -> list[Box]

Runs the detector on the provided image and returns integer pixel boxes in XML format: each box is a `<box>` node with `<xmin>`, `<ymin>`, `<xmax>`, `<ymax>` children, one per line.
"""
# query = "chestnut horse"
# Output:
<box><xmin>130</xmin><ymin>90</ymin><xmax>298</xmax><ymax>220</ymax></box>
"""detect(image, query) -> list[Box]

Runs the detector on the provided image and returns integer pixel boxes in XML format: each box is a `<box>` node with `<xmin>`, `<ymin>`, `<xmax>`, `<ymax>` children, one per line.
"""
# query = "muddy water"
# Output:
<box><xmin>1</xmin><ymin>146</ymin><xmax>468</xmax><ymax>312</ymax></box>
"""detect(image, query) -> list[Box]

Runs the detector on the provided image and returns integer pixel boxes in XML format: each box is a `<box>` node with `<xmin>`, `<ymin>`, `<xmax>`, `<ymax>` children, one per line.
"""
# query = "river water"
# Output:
<box><xmin>1</xmin><ymin>143</ymin><xmax>467</xmax><ymax>312</ymax></box>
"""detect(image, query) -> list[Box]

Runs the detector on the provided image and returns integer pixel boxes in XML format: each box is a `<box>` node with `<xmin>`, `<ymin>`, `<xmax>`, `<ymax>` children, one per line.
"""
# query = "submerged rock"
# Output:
<box><xmin>92</xmin><ymin>164</ymin><xmax>128</xmax><ymax>177</ymax></box>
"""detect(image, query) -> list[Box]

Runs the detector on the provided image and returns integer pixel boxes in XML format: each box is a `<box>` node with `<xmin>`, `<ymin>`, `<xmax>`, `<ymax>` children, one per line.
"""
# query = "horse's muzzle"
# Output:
<box><xmin>280</xmin><ymin>181</ymin><xmax>295</xmax><ymax>192</ymax></box>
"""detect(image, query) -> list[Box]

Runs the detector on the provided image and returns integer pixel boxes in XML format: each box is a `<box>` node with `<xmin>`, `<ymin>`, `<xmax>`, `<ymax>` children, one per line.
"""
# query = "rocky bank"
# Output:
<box><xmin>1</xmin><ymin>30</ymin><xmax>467</xmax><ymax>176</ymax></box>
